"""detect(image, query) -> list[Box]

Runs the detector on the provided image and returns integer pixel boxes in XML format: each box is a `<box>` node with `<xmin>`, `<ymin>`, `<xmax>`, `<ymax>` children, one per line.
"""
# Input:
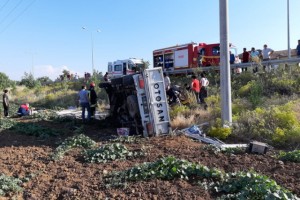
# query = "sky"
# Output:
<box><xmin>0</xmin><ymin>0</ymin><xmax>299</xmax><ymax>81</ymax></box>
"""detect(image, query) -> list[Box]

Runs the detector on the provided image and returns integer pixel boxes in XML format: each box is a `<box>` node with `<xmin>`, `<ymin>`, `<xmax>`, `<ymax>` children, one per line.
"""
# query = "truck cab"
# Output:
<box><xmin>107</xmin><ymin>58</ymin><xmax>145</xmax><ymax>81</ymax></box>
<box><xmin>100</xmin><ymin>67</ymin><xmax>171</xmax><ymax>137</ymax></box>
<box><xmin>196</xmin><ymin>43</ymin><xmax>238</xmax><ymax>66</ymax></box>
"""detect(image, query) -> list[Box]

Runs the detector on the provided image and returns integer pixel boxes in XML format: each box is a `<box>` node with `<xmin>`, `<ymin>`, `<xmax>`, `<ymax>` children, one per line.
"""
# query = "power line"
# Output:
<box><xmin>0</xmin><ymin>0</ymin><xmax>23</xmax><ymax>25</ymax></box>
<box><xmin>0</xmin><ymin>0</ymin><xmax>10</xmax><ymax>12</ymax></box>
<box><xmin>0</xmin><ymin>0</ymin><xmax>35</xmax><ymax>34</ymax></box>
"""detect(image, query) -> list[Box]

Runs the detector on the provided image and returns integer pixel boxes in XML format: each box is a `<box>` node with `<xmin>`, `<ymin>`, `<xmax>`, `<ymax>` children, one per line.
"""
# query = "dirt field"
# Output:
<box><xmin>0</xmin><ymin>117</ymin><xmax>299</xmax><ymax>200</ymax></box>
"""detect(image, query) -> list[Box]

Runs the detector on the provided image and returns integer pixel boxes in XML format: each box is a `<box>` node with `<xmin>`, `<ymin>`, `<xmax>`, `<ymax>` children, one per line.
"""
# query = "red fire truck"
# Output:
<box><xmin>153</xmin><ymin>42</ymin><xmax>237</xmax><ymax>73</ymax></box>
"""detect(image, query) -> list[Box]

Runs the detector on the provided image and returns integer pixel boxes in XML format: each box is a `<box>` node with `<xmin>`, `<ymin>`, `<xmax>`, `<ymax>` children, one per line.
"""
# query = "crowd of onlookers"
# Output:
<box><xmin>232</xmin><ymin>40</ymin><xmax>300</xmax><ymax>74</ymax></box>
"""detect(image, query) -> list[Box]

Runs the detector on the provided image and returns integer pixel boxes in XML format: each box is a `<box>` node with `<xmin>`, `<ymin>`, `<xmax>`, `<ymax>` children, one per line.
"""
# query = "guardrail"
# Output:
<box><xmin>164</xmin><ymin>57</ymin><xmax>300</xmax><ymax>75</ymax></box>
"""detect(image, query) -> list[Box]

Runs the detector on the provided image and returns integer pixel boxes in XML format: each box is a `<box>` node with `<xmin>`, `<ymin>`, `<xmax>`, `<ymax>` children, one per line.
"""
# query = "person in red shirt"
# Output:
<box><xmin>191</xmin><ymin>75</ymin><xmax>200</xmax><ymax>103</ymax></box>
<box><xmin>242</xmin><ymin>48</ymin><xmax>250</xmax><ymax>72</ymax></box>
<box><xmin>17</xmin><ymin>103</ymin><xmax>30</xmax><ymax>116</ymax></box>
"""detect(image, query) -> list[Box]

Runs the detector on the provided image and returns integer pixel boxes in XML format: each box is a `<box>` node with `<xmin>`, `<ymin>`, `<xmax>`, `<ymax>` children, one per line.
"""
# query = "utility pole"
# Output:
<box><xmin>82</xmin><ymin>27</ymin><xmax>101</xmax><ymax>75</ymax></box>
<box><xmin>219</xmin><ymin>0</ymin><xmax>232</xmax><ymax>125</ymax></box>
<box><xmin>287</xmin><ymin>0</ymin><xmax>291</xmax><ymax>59</ymax></box>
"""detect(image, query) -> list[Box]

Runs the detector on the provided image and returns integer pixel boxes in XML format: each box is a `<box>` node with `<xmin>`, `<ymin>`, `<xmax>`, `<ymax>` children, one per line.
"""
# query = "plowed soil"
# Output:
<box><xmin>0</xmin><ymin>117</ymin><xmax>299</xmax><ymax>200</ymax></box>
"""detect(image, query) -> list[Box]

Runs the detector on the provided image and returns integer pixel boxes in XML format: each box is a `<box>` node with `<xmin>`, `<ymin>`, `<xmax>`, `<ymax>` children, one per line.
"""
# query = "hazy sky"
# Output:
<box><xmin>0</xmin><ymin>0</ymin><xmax>299</xmax><ymax>81</ymax></box>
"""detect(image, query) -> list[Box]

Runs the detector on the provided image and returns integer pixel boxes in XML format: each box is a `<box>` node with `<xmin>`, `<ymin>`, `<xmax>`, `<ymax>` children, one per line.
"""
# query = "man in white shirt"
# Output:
<box><xmin>261</xmin><ymin>44</ymin><xmax>274</xmax><ymax>71</ymax></box>
<box><xmin>163</xmin><ymin>73</ymin><xmax>170</xmax><ymax>91</ymax></box>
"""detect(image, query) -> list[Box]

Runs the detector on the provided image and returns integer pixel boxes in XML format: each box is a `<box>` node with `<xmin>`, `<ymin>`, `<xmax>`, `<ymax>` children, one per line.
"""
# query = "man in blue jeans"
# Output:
<box><xmin>78</xmin><ymin>85</ymin><xmax>91</xmax><ymax>122</ymax></box>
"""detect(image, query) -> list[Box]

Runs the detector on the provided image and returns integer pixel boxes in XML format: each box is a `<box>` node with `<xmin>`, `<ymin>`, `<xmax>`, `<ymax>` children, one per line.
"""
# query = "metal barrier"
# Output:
<box><xmin>165</xmin><ymin>57</ymin><xmax>300</xmax><ymax>75</ymax></box>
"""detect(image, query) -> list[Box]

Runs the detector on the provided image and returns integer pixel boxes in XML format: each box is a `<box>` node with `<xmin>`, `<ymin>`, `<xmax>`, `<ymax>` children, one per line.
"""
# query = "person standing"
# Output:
<box><xmin>78</xmin><ymin>85</ymin><xmax>91</xmax><ymax>122</ymax></box>
<box><xmin>296</xmin><ymin>40</ymin><xmax>300</xmax><ymax>57</ymax></box>
<box><xmin>2</xmin><ymin>89</ymin><xmax>9</xmax><ymax>117</ymax></box>
<box><xmin>242</xmin><ymin>48</ymin><xmax>250</xmax><ymax>72</ymax></box>
<box><xmin>191</xmin><ymin>75</ymin><xmax>200</xmax><ymax>104</ymax></box>
<box><xmin>89</xmin><ymin>82</ymin><xmax>98</xmax><ymax>119</ymax></box>
<box><xmin>261</xmin><ymin>44</ymin><xmax>274</xmax><ymax>71</ymax></box>
<box><xmin>163</xmin><ymin>73</ymin><xmax>177</xmax><ymax>104</ymax></box>
<box><xmin>104</xmin><ymin>72</ymin><xmax>108</xmax><ymax>81</ymax></box>
<box><xmin>250</xmin><ymin>47</ymin><xmax>260</xmax><ymax>73</ymax></box>
<box><xmin>229</xmin><ymin>51</ymin><xmax>235</xmax><ymax>64</ymax></box>
<box><xmin>199</xmin><ymin>73</ymin><xmax>209</xmax><ymax>110</ymax></box>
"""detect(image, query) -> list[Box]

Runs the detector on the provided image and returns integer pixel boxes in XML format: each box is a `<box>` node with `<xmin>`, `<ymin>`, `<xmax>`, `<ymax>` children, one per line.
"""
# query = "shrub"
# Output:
<box><xmin>233</xmin><ymin>102</ymin><xmax>300</xmax><ymax>148</ymax></box>
<box><xmin>0</xmin><ymin>174</ymin><xmax>23</xmax><ymax>196</ymax></box>
<box><xmin>269</xmin><ymin>77</ymin><xmax>297</xmax><ymax>96</ymax></box>
<box><xmin>169</xmin><ymin>105</ymin><xmax>190</xmax><ymax>119</ymax></box>
<box><xmin>208</xmin><ymin>118</ymin><xmax>232</xmax><ymax>140</ymax></box>
<box><xmin>278</xmin><ymin>150</ymin><xmax>300</xmax><ymax>163</ymax></box>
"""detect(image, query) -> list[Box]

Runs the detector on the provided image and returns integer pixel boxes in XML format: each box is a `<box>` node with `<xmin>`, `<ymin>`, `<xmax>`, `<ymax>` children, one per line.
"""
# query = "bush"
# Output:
<box><xmin>278</xmin><ymin>150</ymin><xmax>300</xmax><ymax>163</ymax></box>
<box><xmin>169</xmin><ymin>105</ymin><xmax>190</xmax><ymax>119</ymax></box>
<box><xmin>208</xmin><ymin>118</ymin><xmax>232</xmax><ymax>140</ymax></box>
<box><xmin>233</xmin><ymin>102</ymin><xmax>300</xmax><ymax>148</ymax></box>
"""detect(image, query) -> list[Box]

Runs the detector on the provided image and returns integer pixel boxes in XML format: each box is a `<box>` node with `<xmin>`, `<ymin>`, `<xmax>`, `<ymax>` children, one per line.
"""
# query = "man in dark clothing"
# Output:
<box><xmin>89</xmin><ymin>82</ymin><xmax>98</xmax><ymax>119</ymax></box>
<box><xmin>242</xmin><ymin>48</ymin><xmax>250</xmax><ymax>71</ymax></box>
<box><xmin>2</xmin><ymin>89</ymin><xmax>9</xmax><ymax>117</ymax></box>
<box><xmin>297</xmin><ymin>40</ymin><xmax>300</xmax><ymax>57</ymax></box>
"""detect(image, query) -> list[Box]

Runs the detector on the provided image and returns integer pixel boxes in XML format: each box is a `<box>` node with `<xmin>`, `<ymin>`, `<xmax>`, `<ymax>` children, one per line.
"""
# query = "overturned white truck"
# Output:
<box><xmin>100</xmin><ymin>62</ymin><xmax>171</xmax><ymax>137</ymax></box>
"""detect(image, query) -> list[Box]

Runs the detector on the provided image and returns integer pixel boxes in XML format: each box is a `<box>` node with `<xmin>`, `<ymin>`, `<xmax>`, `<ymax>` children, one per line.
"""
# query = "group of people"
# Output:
<box><xmin>238</xmin><ymin>44</ymin><xmax>274</xmax><ymax>73</ymax></box>
<box><xmin>2</xmin><ymin>89</ymin><xmax>31</xmax><ymax>117</ymax></box>
<box><xmin>77</xmin><ymin>82</ymin><xmax>98</xmax><ymax>122</ymax></box>
<box><xmin>191</xmin><ymin>73</ymin><xmax>209</xmax><ymax>109</ymax></box>
<box><xmin>163</xmin><ymin>72</ymin><xmax>209</xmax><ymax>109</ymax></box>
<box><xmin>239</xmin><ymin>40</ymin><xmax>300</xmax><ymax>73</ymax></box>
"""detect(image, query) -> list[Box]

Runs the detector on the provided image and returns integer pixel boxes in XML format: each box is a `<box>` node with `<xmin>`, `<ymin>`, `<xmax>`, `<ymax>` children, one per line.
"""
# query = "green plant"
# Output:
<box><xmin>19</xmin><ymin>72</ymin><xmax>41</xmax><ymax>89</ymax></box>
<box><xmin>10</xmin><ymin>123</ymin><xmax>61</xmax><ymax>138</ymax></box>
<box><xmin>104</xmin><ymin>156</ymin><xmax>223</xmax><ymax>188</ymax></box>
<box><xmin>169</xmin><ymin>105</ymin><xmax>190</xmax><ymax>119</ymax></box>
<box><xmin>52</xmin><ymin>133</ymin><xmax>97</xmax><ymax>160</ymax></box>
<box><xmin>0</xmin><ymin>72</ymin><xmax>16</xmax><ymax>91</ymax></box>
<box><xmin>278</xmin><ymin>150</ymin><xmax>300</xmax><ymax>163</ymax></box>
<box><xmin>221</xmin><ymin>147</ymin><xmax>246</xmax><ymax>155</ymax></box>
<box><xmin>215</xmin><ymin>171</ymin><xmax>297</xmax><ymax>200</ymax></box>
<box><xmin>110</xmin><ymin>135</ymin><xmax>144</xmax><ymax>143</ymax></box>
<box><xmin>104</xmin><ymin>157</ymin><xmax>298</xmax><ymax>199</ymax></box>
<box><xmin>0</xmin><ymin>118</ymin><xmax>16</xmax><ymax>130</ymax></box>
<box><xmin>208</xmin><ymin>118</ymin><xmax>232</xmax><ymax>140</ymax></box>
<box><xmin>248</xmin><ymin>81</ymin><xmax>263</xmax><ymax>108</ymax></box>
<box><xmin>84</xmin><ymin>143</ymin><xmax>145</xmax><ymax>163</ymax></box>
<box><xmin>232</xmin><ymin>102</ymin><xmax>300</xmax><ymax>148</ymax></box>
<box><xmin>0</xmin><ymin>174</ymin><xmax>23</xmax><ymax>196</ymax></box>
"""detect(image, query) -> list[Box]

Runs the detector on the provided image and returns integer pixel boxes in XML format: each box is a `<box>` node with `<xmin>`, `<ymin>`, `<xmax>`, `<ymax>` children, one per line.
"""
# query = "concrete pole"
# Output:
<box><xmin>219</xmin><ymin>0</ymin><xmax>232</xmax><ymax>125</ymax></box>
<box><xmin>287</xmin><ymin>0</ymin><xmax>291</xmax><ymax>59</ymax></box>
<box><xmin>91</xmin><ymin>32</ymin><xmax>95</xmax><ymax>74</ymax></box>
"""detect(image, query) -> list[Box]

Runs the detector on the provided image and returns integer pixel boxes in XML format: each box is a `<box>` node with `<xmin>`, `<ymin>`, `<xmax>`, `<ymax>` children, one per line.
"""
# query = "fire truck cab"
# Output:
<box><xmin>107</xmin><ymin>58</ymin><xmax>145</xmax><ymax>81</ymax></box>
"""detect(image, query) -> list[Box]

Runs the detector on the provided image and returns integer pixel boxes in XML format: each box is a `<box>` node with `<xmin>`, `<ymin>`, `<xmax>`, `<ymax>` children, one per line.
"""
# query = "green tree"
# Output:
<box><xmin>0</xmin><ymin>72</ymin><xmax>15</xmax><ymax>90</ymax></box>
<box><xmin>19</xmin><ymin>72</ymin><xmax>41</xmax><ymax>88</ymax></box>
<box><xmin>37</xmin><ymin>76</ymin><xmax>53</xmax><ymax>85</ymax></box>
